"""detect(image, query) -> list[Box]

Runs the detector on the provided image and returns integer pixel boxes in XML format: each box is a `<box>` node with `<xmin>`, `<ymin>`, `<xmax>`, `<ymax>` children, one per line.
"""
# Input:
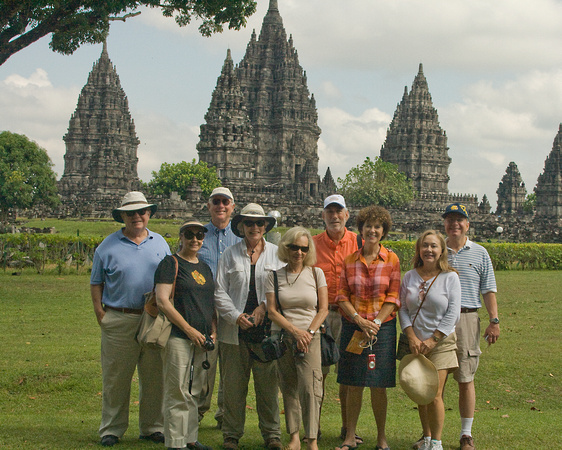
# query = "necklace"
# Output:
<box><xmin>245</xmin><ymin>238</ymin><xmax>262</xmax><ymax>263</ymax></box>
<box><xmin>285</xmin><ymin>266</ymin><xmax>304</xmax><ymax>287</ymax></box>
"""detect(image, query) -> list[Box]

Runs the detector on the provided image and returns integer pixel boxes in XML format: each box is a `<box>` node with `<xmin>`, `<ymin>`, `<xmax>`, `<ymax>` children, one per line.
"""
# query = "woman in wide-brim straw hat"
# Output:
<box><xmin>214</xmin><ymin>203</ymin><xmax>285</xmax><ymax>450</ymax></box>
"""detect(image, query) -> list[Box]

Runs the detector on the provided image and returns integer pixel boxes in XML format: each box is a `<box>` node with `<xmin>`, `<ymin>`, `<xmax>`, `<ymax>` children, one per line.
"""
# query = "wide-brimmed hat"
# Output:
<box><xmin>442</xmin><ymin>202</ymin><xmax>469</xmax><ymax>219</ymax></box>
<box><xmin>231</xmin><ymin>203</ymin><xmax>276</xmax><ymax>238</ymax></box>
<box><xmin>399</xmin><ymin>354</ymin><xmax>439</xmax><ymax>405</ymax></box>
<box><xmin>112</xmin><ymin>192</ymin><xmax>157</xmax><ymax>223</ymax></box>
<box><xmin>179</xmin><ymin>220</ymin><xmax>207</xmax><ymax>235</ymax></box>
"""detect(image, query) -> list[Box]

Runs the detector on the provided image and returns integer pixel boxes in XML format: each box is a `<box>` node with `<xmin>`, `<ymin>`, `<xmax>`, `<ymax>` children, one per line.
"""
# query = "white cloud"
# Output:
<box><xmin>317</xmin><ymin>107</ymin><xmax>391</xmax><ymax>182</ymax></box>
<box><xmin>0</xmin><ymin>69</ymin><xmax>80</xmax><ymax>178</ymax></box>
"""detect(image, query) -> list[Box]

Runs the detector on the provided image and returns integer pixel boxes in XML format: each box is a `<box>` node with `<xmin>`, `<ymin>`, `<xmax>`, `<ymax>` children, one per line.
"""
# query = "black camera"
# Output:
<box><xmin>293</xmin><ymin>342</ymin><xmax>305</xmax><ymax>358</ymax></box>
<box><xmin>247</xmin><ymin>316</ymin><xmax>255</xmax><ymax>324</ymax></box>
<box><xmin>203</xmin><ymin>335</ymin><xmax>215</xmax><ymax>351</ymax></box>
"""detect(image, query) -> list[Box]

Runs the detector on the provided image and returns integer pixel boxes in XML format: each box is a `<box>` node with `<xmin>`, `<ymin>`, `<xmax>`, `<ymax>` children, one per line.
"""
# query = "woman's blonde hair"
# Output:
<box><xmin>413</xmin><ymin>230</ymin><xmax>455</xmax><ymax>273</ymax></box>
<box><xmin>277</xmin><ymin>226</ymin><xmax>317</xmax><ymax>267</ymax></box>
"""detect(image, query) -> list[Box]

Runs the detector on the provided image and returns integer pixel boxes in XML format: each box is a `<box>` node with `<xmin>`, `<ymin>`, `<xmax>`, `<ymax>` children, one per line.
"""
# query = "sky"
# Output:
<box><xmin>1</xmin><ymin>0</ymin><xmax>562</xmax><ymax>208</ymax></box>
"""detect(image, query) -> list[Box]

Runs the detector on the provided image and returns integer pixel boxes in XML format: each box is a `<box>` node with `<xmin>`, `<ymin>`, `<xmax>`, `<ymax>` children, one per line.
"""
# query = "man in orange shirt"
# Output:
<box><xmin>313</xmin><ymin>194</ymin><xmax>362</xmax><ymax>442</ymax></box>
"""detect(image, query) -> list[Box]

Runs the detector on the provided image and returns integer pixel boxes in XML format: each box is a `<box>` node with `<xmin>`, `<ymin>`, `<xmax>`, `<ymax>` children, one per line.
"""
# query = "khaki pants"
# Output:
<box><xmin>163</xmin><ymin>336</ymin><xmax>208</xmax><ymax>448</ymax></box>
<box><xmin>219</xmin><ymin>341</ymin><xmax>281</xmax><ymax>441</ymax></box>
<box><xmin>99</xmin><ymin>309</ymin><xmax>164</xmax><ymax>438</ymax></box>
<box><xmin>278</xmin><ymin>333</ymin><xmax>323</xmax><ymax>439</ymax></box>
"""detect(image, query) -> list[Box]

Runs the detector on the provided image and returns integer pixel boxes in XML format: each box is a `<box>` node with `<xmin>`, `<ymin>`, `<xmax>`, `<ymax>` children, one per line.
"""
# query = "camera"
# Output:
<box><xmin>293</xmin><ymin>342</ymin><xmax>305</xmax><ymax>358</ymax></box>
<box><xmin>247</xmin><ymin>316</ymin><xmax>255</xmax><ymax>324</ymax></box>
<box><xmin>203</xmin><ymin>335</ymin><xmax>215</xmax><ymax>351</ymax></box>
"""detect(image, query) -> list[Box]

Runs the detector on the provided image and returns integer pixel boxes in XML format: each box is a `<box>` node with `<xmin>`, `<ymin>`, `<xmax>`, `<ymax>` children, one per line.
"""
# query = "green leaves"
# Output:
<box><xmin>146</xmin><ymin>159</ymin><xmax>221</xmax><ymax>199</ymax></box>
<box><xmin>0</xmin><ymin>131</ymin><xmax>60</xmax><ymax>218</ymax></box>
<box><xmin>337</xmin><ymin>156</ymin><xmax>414</xmax><ymax>208</ymax></box>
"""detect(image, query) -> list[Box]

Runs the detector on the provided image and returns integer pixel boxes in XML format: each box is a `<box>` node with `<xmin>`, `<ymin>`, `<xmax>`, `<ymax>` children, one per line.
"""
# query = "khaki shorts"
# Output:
<box><xmin>427</xmin><ymin>332</ymin><xmax>458</xmax><ymax>372</ymax></box>
<box><xmin>322</xmin><ymin>309</ymin><xmax>342</xmax><ymax>375</ymax></box>
<box><xmin>453</xmin><ymin>312</ymin><xmax>482</xmax><ymax>383</ymax></box>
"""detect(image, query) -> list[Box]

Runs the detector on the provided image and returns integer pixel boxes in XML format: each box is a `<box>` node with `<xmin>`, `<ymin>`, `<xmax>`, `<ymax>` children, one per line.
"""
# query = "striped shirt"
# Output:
<box><xmin>335</xmin><ymin>245</ymin><xmax>401</xmax><ymax>322</ymax></box>
<box><xmin>198</xmin><ymin>221</ymin><xmax>242</xmax><ymax>280</ymax></box>
<box><xmin>447</xmin><ymin>238</ymin><xmax>497</xmax><ymax>309</ymax></box>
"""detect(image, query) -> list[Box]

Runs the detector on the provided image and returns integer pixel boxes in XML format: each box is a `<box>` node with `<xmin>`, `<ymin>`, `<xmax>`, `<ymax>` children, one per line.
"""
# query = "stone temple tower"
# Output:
<box><xmin>380</xmin><ymin>63</ymin><xmax>451</xmax><ymax>199</ymax></box>
<box><xmin>59</xmin><ymin>42</ymin><xmax>140</xmax><ymax>211</ymax></box>
<box><xmin>198</xmin><ymin>0</ymin><xmax>323</xmax><ymax>202</ymax></box>
<box><xmin>496</xmin><ymin>161</ymin><xmax>527</xmax><ymax>215</ymax></box>
<box><xmin>197</xmin><ymin>49</ymin><xmax>257</xmax><ymax>191</ymax></box>
<box><xmin>534</xmin><ymin>124</ymin><xmax>562</xmax><ymax>223</ymax></box>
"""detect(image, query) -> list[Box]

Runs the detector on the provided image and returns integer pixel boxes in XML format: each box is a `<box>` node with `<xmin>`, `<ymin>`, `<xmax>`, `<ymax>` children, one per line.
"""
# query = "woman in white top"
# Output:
<box><xmin>399</xmin><ymin>230</ymin><xmax>461</xmax><ymax>450</ymax></box>
<box><xmin>266</xmin><ymin>227</ymin><xmax>329</xmax><ymax>450</ymax></box>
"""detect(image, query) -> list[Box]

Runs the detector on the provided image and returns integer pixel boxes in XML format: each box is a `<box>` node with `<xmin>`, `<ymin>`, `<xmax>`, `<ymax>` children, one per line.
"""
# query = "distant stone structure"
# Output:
<box><xmin>496</xmin><ymin>162</ymin><xmax>527</xmax><ymax>215</ymax></box>
<box><xmin>533</xmin><ymin>124</ymin><xmax>562</xmax><ymax>239</ymax></box>
<box><xmin>58</xmin><ymin>42</ymin><xmax>142</xmax><ymax>216</ymax></box>
<box><xmin>197</xmin><ymin>0</ymin><xmax>335</xmax><ymax>207</ymax></box>
<box><xmin>379</xmin><ymin>63</ymin><xmax>477</xmax><ymax>213</ymax></box>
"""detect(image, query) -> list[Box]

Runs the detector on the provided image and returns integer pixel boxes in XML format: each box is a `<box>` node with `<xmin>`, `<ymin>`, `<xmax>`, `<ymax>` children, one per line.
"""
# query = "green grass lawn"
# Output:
<box><xmin>0</xmin><ymin>271</ymin><xmax>560</xmax><ymax>449</ymax></box>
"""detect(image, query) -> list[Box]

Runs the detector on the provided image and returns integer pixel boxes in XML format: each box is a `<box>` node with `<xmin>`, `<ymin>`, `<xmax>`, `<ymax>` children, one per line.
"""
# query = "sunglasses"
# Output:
<box><xmin>287</xmin><ymin>244</ymin><xmax>309</xmax><ymax>253</ymax></box>
<box><xmin>243</xmin><ymin>219</ymin><xmax>265</xmax><ymax>227</ymax></box>
<box><xmin>183</xmin><ymin>230</ymin><xmax>206</xmax><ymax>240</ymax></box>
<box><xmin>125</xmin><ymin>208</ymin><xmax>149</xmax><ymax>217</ymax></box>
<box><xmin>212</xmin><ymin>198</ymin><xmax>231</xmax><ymax>206</ymax></box>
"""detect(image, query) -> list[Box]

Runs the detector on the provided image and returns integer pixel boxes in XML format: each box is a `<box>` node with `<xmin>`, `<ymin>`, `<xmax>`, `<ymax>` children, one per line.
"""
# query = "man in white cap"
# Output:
<box><xmin>442</xmin><ymin>202</ymin><xmax>499</xmax><ymax>450</ymax></box>
<box><xmin>197</xmin><ymin>187</ymin><xmax>242</xmax><ymax>427</ymax></box>
<box><xmin>313</xmin><ymin>194</ymin><xmax>363</xmax><ymax>443</ymax></box>
<box><xmin>90</xmin><ymin>192</ymin><xmax>171</xmax><ymax>447</ymax></box>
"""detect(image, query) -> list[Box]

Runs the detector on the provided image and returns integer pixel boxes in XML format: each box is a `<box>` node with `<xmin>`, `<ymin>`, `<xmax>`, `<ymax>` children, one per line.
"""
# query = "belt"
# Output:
<box><xmin>104</xmin><ymin>305</ymin><xmax>143</xmax><ymax>315</ymax></box>
<box><xmin>461</xmin><ymin>308</ymin><xmax>479</xmax><ymax>313</ymax></box>
<box><xmin>328</xmin><ymin>304</ymin><xmax>340</xmax><ymax>311</ymax></box>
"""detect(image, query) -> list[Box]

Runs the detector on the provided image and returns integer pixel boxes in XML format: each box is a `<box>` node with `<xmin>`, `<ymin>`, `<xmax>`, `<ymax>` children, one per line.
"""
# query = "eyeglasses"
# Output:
<box><xmin>183</xmin><ymin>230</ymin><xmax>206</xmax><ymax>240</ymax></box>
<box><xmin>243</xmin><ymin>219</ymin><xmax>265</xmax><ymax>227</ymax></box>
<box><xmin>287</xmin><ymin>244</ymin><xmax>309</xmax><ymax>253</ymax></box>
<box><xmin>212</xmin><ymin>198</ymin><xmax>231</xmax><ymax>206</ymax></box>
<box><xmin>125</xmin><ymin>208</ymin><xmax>149</xmax><ymax>217</ymax></box>
<box><xmin>445</xmin><ymin>216</ymin><xmax>466</xmax><ymax>223</ymax></box>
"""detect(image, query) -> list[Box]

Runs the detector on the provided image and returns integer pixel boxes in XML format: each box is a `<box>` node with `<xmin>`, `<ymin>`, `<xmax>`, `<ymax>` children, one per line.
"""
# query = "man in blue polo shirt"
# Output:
<box><xmin>444</xmin><ymin>203</ymin><xmax>500</xmax><ymax>450</ymax></box>
<box><xmin>90</xmin><ymin>192</ymin><xmax>171</xmax><ymax>447</ymax></box>
<box><xmin>197</xmin><ymin>187</ymin><xmax>242</xmax><ymax>427</ymax></box>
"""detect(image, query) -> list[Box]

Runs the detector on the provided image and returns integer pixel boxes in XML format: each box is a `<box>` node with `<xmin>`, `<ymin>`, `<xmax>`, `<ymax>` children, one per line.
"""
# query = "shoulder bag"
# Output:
<box><xmin>260</xmin><ymin>270</ymin><xmax>287</xmax><ymax>362</ymax></box>
<box><xmin>396</xmin><ymin>273</ymin><xmax>439</xmax><ymax>360</ymax></box>
<box><xmin>136</xmin><ymin>255</ymin><xmax>178</xmax><ymax>349</ymax></box>
<box><xmin>311</xmin><ymin>267</ymin><xmax>340</xmax><ymax>366</ymax></box>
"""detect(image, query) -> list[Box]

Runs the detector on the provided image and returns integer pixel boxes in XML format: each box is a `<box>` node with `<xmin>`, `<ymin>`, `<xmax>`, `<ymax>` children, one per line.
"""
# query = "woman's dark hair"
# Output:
<box><xmin>356</xmin><ymin>205</ymin><xmax>392</xmax><ymax>240</ymax></box>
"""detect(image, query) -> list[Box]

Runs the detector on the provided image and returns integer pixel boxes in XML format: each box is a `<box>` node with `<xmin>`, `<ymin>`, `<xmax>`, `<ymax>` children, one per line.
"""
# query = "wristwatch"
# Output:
<box><xmin>373</xmin><ymin>318</ymin><xmax>382</xmax><ymax>326</ymax></box>
<box><xmin>307</xmin><ymin>328</ymin><xmax>315</xmax><ymax>335</ymax></box>
<box><xmin>431</xmin><ymin>335</ymin><xmax>441</xmax><ymax>342</ymax></box>
<box><xmin>490</xmin><ymin>317</ymin><xmax>500</xmax><ymax>324</ymax></box>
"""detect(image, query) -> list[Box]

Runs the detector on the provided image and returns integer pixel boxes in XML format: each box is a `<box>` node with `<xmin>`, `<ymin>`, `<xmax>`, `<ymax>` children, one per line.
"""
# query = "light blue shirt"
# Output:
<box><xmin>447</xmin><ymin>238</ymin><xmax>497</xmax><ymax>309</ymax></box>
<box><xmin>90</xmin><ymin>228</ymin><xmax>171</xmax><ymax>309</ymax></box>
<box><xmin>199</xmin><ymin>221</ymin><xmax>241</xmax><ymax>279</ymax></box>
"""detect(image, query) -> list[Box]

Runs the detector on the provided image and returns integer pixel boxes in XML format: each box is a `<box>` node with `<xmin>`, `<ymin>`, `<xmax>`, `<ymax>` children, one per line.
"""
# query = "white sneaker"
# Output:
<box><xmin>430</xmin><ymin>440</ymin><xmax>443</xmax><ymax>450</ymax></box>
<box><xmin>419</xmin><ymin>437</ymin><xmax>432</xmax><ymax>450</ymax></box>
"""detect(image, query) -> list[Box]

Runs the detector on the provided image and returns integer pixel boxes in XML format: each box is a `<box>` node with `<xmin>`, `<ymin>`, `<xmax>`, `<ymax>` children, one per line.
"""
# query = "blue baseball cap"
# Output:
<box><xmin>442</xmin><ymin>203</ymin><xmax>469</xmax><ymax>219</ymax></box>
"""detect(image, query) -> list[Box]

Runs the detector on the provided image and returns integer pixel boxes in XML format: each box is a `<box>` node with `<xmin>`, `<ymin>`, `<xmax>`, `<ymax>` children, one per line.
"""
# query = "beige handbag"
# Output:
<box><xmin>136</xmin><ymin>255</ymin><xmax>178</xmax><ymax>349</ymax></box>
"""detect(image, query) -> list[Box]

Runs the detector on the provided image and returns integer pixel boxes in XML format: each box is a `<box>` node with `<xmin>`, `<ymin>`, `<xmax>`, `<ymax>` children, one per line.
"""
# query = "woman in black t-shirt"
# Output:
<box><xmin>155</xmin><ymin>220</ymin><xmax>215</xmax><ymax>450</ymax></box>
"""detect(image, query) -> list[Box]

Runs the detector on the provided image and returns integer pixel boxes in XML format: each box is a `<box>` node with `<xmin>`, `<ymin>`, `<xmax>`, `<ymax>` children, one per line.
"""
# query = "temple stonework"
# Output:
<box><xmin>58</xmin><ymin>42</ymin><xmax>140</xmax><ymax>215</ymax></box>
<box><xmin>496</xmin><ymin>162</ymin><xmax>527</xmax><ymax>215</ymax></box>
<box><xmin>534</xmin><ymin>124</ymin><xmax>562</xmax><ymax>224</ymax></box>
<box><xmin>379</xmin><ymin>63</ymin><xmax>476</xmax><ymax>212</ymax></box>
<box><xmin>198</xmin><ymin>0</ymin><xmax>334</xmax><ymax>205</ymax></box>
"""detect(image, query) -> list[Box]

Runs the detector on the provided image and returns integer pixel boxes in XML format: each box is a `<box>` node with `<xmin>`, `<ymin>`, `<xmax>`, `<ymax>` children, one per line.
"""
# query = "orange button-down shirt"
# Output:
<box><xmin>336</xmin><ymin>245</ymin><xmax>401</xmax><ymax>322</ymax></box>
<box><xmin>313</xmin><ymin>228</ymin><xmax>360</xmax><ymax>304</ymax></box>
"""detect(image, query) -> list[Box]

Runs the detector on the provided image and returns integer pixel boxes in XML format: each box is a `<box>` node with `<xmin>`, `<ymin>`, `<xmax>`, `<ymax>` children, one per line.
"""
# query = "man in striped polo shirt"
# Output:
<box><xmin>443</xmin><ymin>202</ymin><xmax>500</xmax><ymax>450</ymax></box>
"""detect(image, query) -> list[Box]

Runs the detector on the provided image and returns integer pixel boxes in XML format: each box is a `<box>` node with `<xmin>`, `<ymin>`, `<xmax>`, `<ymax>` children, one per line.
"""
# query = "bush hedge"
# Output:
<box><xmin>1</xmin><ymin>234</ymin><xmax>560</xmax><ymax>274</ymax></box>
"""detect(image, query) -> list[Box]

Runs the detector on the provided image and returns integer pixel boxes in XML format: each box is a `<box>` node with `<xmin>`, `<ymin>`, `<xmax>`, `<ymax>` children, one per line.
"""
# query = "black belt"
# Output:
<box><xmin>461</xmin><ymin>308</ymin><xmax>478</xmax><ymax>313</ymax></box>
<box><xmin>104</xmin><ymin>305</ymin><xmax>143</xmax><ymax>315</ymax></box>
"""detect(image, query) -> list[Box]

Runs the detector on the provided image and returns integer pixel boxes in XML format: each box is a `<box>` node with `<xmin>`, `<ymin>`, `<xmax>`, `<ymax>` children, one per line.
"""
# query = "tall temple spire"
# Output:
<box><xmin>496</xmin><ymin>161</ymin><xmax>527</xmax><ymax>215</ymax></box>
<box><xmin>199</xmin><ymin>1</ymin><xmax>322</xmax><ymax>201</ymax></box>
<box><xmin>59</xmin><ymin>42</ymin><xmax>140</xmax><ymax>210</ymax></box>
<box><xmin>197</xmin><ymin>49</ymin><xmax>256</xmax><ymax>190</ymax></box>
<box><xmin>380</xmin><ymin>63</ymin><xmax>451</xmax><ymax>197</ymax></box>
<box><xmin>534</xmin><ymin>124</ymin><xmax>562</xmax><ymax>222</ymax></box>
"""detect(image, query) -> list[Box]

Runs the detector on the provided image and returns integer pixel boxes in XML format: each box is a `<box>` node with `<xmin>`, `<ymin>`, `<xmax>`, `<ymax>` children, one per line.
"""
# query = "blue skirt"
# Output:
<box><xmin>337</xmin><ymin>317</ymin><xmax>397</xmax><ymax>388</ymax></box>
